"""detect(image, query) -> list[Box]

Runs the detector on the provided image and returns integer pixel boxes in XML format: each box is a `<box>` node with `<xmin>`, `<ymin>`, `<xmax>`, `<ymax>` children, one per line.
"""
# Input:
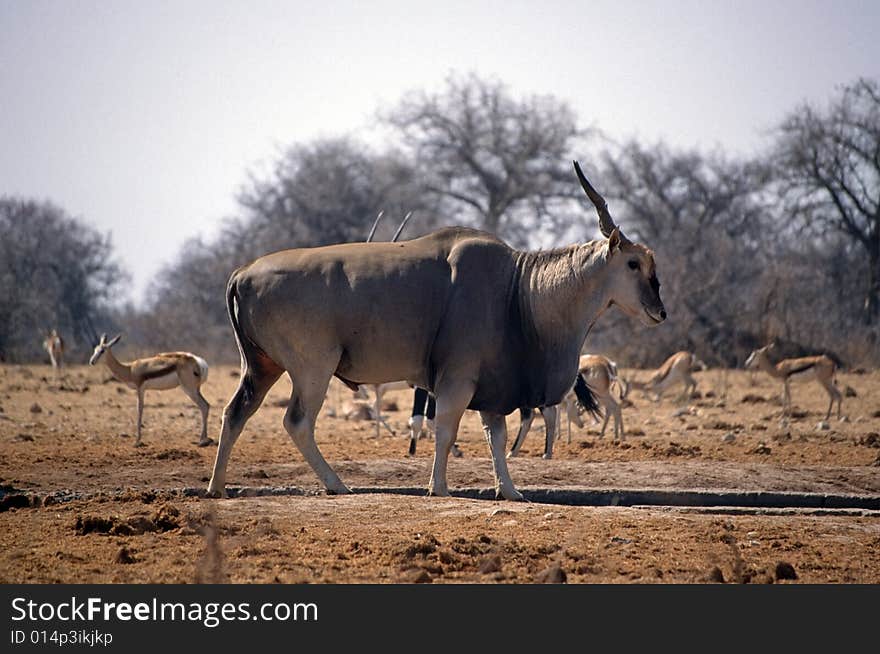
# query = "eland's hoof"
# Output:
<box><xmin>197</xmin><ymin>438</ymin><xmax>216</xmax><ymax>447</ymax></box>
<box><xmin>496</xmin><ymin>487</ymin><xmax>525</xmax><ymax>502</ymax></box>
<box><xmin>325</xmin><ymin>485</ymin><xmax>352</xmax><ymax>496</ymax></box>
<box><xmin>205</xmin><ymin>488</ymin><xmax>226</xmax><ymax>499</ymax></box>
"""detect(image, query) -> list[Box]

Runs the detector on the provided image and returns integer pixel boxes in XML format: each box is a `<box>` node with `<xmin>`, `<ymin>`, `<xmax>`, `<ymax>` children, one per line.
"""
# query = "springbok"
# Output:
<box><xmin>744</xmin><ymin>342</ymin><xmax>842</xmax><ymax>421</ymax></box>
<box><xmin>508</xmin><ymin>354</ymin><xmax>622</xmax><ymax>456</ymax></box>
<box><xmin>628</xmin><ymin>351</ymin><xmax>706</xmax><ymax>403</ymax></box>
<box><xmin>206</xmin><ymin>160</ymin><xmax>665</xmax><ymax>500</ymax></box>
<box><xmin>579</xmin><ymin>354</ymin><xmax>627</xmax><ymax>441</ymax></box>
<box><xmin>354</xmin><ymin>379</ymin><xmax>411</xmax><ymax>437</ymax></box>
<box><xmin>89</xmin><ymin>334</ymin><xmax>212</xmax><ymax>447</ymax></box>
<box><xmin>42</xmin><ymin>328</ymin><xmax>65</xmax><ymax>372</ymax></box>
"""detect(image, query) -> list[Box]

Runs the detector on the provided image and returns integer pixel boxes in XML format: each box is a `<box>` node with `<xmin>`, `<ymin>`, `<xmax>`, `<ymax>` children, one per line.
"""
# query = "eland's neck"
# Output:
<box><xmin>515</xmin><ymin>239</ymin><xmax>612</xmax><ymax>363</ymax></box>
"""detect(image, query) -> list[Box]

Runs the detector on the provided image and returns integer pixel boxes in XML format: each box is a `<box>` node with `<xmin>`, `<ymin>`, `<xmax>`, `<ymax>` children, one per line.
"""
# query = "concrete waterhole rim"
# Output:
<box><xmin>3</xmin><ymin>485</ymin><xmax>880</xmax><ymax>517</ymax></box>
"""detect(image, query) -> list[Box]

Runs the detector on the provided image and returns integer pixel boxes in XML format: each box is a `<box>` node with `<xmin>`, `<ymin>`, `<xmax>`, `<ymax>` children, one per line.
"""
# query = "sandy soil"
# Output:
<box><xmin>1</xmin><ymin>363</ymin><xmax>878</xmax><ymax>584</ymax></box>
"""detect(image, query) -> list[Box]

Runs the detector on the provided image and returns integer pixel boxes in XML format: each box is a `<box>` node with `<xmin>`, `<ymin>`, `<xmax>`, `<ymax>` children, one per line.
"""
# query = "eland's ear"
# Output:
<box><xmin>607</xmin><ymin>227</ymin><xmax>622</xmax><ymax>259</ymax></box>
<box><xmin>107</xmin><ymin>334</ymin><xmax>122</xmax><ymax>348</ymax></box>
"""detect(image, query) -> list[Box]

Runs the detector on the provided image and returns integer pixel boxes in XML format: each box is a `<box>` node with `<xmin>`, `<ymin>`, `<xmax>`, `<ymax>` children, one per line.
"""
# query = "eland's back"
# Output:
<box><xmin>230</xmin><ymin>226</ymin><xmax>508</xmax><ymax>389</ymax></box>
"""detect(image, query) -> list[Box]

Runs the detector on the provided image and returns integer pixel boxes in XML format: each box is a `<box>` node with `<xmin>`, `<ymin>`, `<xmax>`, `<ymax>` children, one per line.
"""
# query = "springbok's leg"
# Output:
<box><xmin>783</xmin><ymin>380</ymin><xmax>792</xmax><ymax>418</ymax></box>
<box><xmin>568</xmin><ymin>408</ymin><xmax>574</xmax><ymax>443</ymax></box>
<box><xmin>207</xmin><ymin>359</ymin><xmax>282</xmax><ymax>497</ymax></box>
<box><xmin>480</xmin><ymin>411</ymin><xmax>524</xmax><ymax>501</ymax></box>
<box><xmin>135</xmin><ymin>388</ymin><xmax>145</xmax><ymax>447</ymax></box>
<box><xmin>600</xmin><ymin>408</ymin><xmax>611</xmax><ymax>440</ymax></box>
<box><xmin>373</xmin><ymin>385</ymin><xmax>382</xmax><ymax>439</ymax></box>
<box><xmin>427</xmin><ymin>381</ymin><xmax>472</xmax><ymax>497</ymax></box>
<box><xmin>835</xmin><ymin>383</ymin><xmax>843</xmax><ymax>419</ymax></box>
<box><xmin>541</xmin><ymin>405</ymin><xmax>558</xmax><ymax>459</ymax></box>
<box><xmin>819</xmin><ymin>378</ymin><xmax>842</xmax><ymax>421</ymax></box>
<box><xmin>507</xmin><ymin>408</ymin><xmax>535</xmax><ymax>458</ymax></box>
<box><xmin>181</xmin><ymin>383</ymin><xmax>212</xmax><ymax>446</ymax></box>
<box><xmin>614</xmin><ymin>401</ymin><xmax>624</xmax><ymax>441</ymax></box>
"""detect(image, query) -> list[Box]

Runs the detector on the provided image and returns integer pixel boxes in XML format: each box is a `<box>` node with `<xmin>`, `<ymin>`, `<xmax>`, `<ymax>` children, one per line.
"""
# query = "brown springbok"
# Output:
<box><xmin>207</xmin><ymin>161</ymin><xmax>665</xmax><ymax>500</ymax></box>
<box><xmin>578</xmin><ymin>354</ymin><xmax>628</xmax><ymax>441</ymax></box>
<box><xmin>744</xmin><ymin>342</ymin><xmax>842</xmax><ymax>421</ymax></box>
<box><xmin>42</xmin><ymin>328</ymin><xmax>65</xmax><ymax>372</ymax></box>
<box><xmin>89</xmin><ymin>334</ymin><xmax>212</xmax><ymax>447</ymax></box>
<box><xmin>628</xmin><ymin>351</ymin><xmax>706</xmax><ymax>403</ymax></box>
<box><xmin>508</xmin><ymin>353</ymin><xmax>625</xmax><ymax>456</ymax></box>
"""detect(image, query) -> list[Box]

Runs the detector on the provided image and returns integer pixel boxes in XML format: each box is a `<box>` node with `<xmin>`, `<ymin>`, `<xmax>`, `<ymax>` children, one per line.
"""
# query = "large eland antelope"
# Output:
<box><xmin>89</xmin><ymin>334</ymin><xmax>212</xmax><ymax>447</ymax></box>
<box><xmin>745</xmin><ymin>342</ymin><xmax>842</xmax><ymax>421</ymax></box>
<box><xmin>207</xmin><ymin>161</ymin><xmax>666</xmax><ymax>500</ymax></box>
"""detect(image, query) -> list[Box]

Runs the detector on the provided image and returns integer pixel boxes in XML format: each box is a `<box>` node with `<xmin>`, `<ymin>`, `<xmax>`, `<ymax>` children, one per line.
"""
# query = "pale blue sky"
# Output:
<box><xmin>1</xmin><ymin>0</ymin><xmax>878</xmax><ymax>303</ymax></box>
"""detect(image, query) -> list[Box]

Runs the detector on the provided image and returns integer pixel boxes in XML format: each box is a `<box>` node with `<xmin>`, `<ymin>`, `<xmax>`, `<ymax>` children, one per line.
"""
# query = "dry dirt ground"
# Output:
<box><xmin>1</xmin><ymin>363</ymin><xmax>879</xmax><ymax>584</ymax></box>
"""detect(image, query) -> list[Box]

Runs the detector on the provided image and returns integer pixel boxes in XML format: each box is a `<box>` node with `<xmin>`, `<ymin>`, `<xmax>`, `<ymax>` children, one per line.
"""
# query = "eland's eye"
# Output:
<box><xmin>627</xmin><ymin>260</ymin><xmax>639</xmax><ymax>271</ymax></box>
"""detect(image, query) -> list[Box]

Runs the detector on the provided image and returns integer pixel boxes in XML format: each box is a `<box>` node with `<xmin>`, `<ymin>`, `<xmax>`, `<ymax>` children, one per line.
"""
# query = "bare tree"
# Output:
<box><xmin>237</xmin><ymin>137</ymin><xmax>431</xmax><ymax>252</ymax></box>
<box><xmin>0</xmin><ymin>197</ymin><xmax>124</xmax><ymax>362</ymax></box>
<box><xmin>771</xmin><ymin>77</ymin><xmax>880</xmax><ymax>324</ymax></box>
<box><xmin>382</xmin><ymin>72</ymin><xmax>588</xmax><ymax>247</ymax></box>
<box><xmin>139</xmin><ymin>137</ymin><xmax>428</xmax><ymax>361</ymax></box>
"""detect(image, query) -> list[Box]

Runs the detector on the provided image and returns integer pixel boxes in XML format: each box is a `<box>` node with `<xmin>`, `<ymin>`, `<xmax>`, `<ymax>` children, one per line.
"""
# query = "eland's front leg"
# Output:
<box><xmin>427</xmin><ymin>383</ymin><xmax>472</xmax><ymax>497</ymax></box>
<box><xmin>480</xmin><ymin>411</ymin><xmax>524</xmax><ymax>501</ymax></box>
<box><xmin>541</xmin><ymin>405</ymin><xmax>558</xmax><ymax>459</ymax></box>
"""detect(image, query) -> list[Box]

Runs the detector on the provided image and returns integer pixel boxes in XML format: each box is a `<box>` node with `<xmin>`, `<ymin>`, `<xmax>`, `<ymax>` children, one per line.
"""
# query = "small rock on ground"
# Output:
<box><xmin>775</xmin><ymin>561</ymin><xmax>798</xmax><ymax>581</ymax></box>
<box><xmin>535</xmin><ymin>564</ymin><xmax>567</xmax><ymax>584</ymax></box>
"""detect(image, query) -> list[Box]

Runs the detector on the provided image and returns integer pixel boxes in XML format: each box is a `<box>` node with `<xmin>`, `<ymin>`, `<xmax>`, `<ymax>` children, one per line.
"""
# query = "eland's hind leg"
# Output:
<box><xmin>507</xmin><ymin>408</ymin><xmax>535</xmax><ymax>458</ymax></box>
<box><xmin>481</xmin><ymin>411</ymin><xmax>524</xmax><ymax>501</ymax></box>
<box><xmin>283</xmin><ymin>361</ymin><xmax>349</xmax><ymax>494</ymax></box>
<box><xmin>541</xmin><ymin>405</ymin><xmax>558</xmax><ymax>459</ymax></box>
<box><xmin>207</xmin><ymin>357</ymin><xmax>283</xmax><ymax>497</ymax></box>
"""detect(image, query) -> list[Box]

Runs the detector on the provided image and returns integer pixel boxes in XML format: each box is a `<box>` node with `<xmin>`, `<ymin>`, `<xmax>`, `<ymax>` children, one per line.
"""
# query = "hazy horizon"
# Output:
<box><xmin>2</xmin><ymin>0</ymin><xmax>878</xmax><ymax>304</ymax></box>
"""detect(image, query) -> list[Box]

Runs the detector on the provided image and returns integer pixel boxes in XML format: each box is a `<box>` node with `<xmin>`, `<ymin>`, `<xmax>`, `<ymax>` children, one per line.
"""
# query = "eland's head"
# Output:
<box><xmin>89</xmin><ymin>333</ymin><xmax>121</xmax><ymax>366</ymax></box>
<box><xmin>573</xmin><ymin>161</ymin><xmax>666</xmax><ymax>326</ymax></box>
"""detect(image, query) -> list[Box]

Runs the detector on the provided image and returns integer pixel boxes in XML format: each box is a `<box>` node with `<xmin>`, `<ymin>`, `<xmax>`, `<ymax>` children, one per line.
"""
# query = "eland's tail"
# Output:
<box><xmin>573</xmin><ymin>373</ymin><xmax>602</xmax><ymax>421</ymax></box>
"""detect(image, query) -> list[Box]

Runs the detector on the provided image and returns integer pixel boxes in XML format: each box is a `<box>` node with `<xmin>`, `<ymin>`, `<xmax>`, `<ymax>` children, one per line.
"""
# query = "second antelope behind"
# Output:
<box><xmin>89</xmin><ymin>334</ymin><xmax>213</xmax><ymax>447</ymax></box>
<box><xmin>745</xmin><ymin>342</ymin><xmax>843</xmax><ymax>423</ymax></box>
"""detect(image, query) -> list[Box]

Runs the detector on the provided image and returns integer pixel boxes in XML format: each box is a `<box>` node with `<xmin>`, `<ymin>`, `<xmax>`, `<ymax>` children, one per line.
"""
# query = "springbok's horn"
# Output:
<box><xmin>366</xmin><ymin>210</ymin><xmax>384</xmax><ymax>243</ymax></box>
<box><xmin>391</xmin><ymin>211</ymin><xmax>413</xmax><ymax>243</ymax></box>
<box><xmin>573</xmin><ymin>160</ymin><xmax>617</xmax><ymax>238</ymax></box>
